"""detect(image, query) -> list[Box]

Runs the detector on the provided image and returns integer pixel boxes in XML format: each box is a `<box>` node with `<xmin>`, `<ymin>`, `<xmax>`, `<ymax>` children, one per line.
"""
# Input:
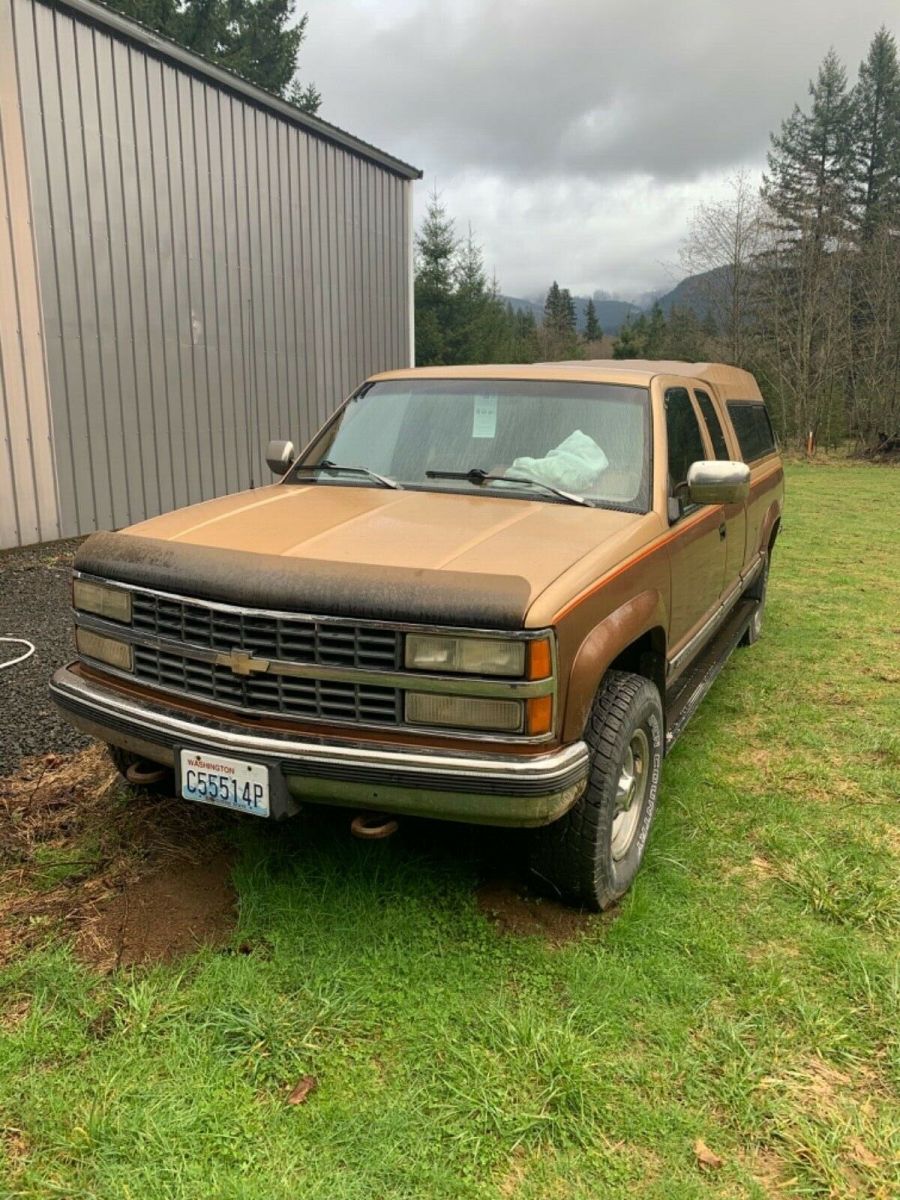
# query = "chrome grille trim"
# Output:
<box><xmin>132</xmin><ymin>645</ymin><xmax>401</xmax><ymax>725</ymax></box>
<box><xmin>131</xmin><ymin>591</ymin><xmax>401</xmax><ymax>671</ymax></box>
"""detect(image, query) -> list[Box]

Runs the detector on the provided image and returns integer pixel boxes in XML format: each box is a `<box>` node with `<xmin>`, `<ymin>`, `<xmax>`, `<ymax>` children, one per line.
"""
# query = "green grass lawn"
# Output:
<box><xmin>2</xmin><ymin>462</ymin><xmax>898</xmax><ymax>1199</ymax></box>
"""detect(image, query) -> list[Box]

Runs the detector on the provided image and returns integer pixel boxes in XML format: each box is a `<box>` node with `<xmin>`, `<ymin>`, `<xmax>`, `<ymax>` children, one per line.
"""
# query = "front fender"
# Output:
<box><xmin>561</xmin><ymin>589</ymin><xmax>666</xmax><ymax>742</ymax></box>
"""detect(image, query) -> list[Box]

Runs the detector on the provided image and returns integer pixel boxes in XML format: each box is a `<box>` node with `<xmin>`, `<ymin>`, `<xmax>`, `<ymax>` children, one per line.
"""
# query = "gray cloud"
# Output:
<box><xmin>302</xmin><ymin>0</ymin><xmax>898</xmax><ymax>296</ymax></box>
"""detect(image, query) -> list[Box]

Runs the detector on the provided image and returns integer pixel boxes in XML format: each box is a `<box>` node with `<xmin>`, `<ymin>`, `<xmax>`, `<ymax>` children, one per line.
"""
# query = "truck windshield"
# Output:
<box><xmin>288</xmin><ymin>379</ymin><xmax>652</xmax><ymax>512</ymax></box>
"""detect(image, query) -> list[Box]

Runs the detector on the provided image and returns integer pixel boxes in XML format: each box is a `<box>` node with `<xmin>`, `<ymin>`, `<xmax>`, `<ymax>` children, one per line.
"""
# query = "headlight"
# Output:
<box><xmin>73</xmin><ymin>578</ymin><xmax>132</xmax><ymax>623</ymax></box>
<box><xmin>405</xmin><ymin>634</ymin><xmax>525</xmax><ymax>677</ymax></box>
<box><xmin>405</xmin><ymin>693</ymin><xmax>523</xmax><ymax>732</ymax></box>
<box><xmin>76</xmin><ymin>627</ymin><xmax>133</xmax><ymax>672</ymax></box>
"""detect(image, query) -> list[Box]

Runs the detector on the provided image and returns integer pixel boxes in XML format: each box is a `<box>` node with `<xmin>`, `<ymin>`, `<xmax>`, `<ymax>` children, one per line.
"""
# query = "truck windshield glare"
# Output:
<box><xmin>290</xmin><ymin>379</ymin><xmax>652</xmax><ymax>512</ymax></box>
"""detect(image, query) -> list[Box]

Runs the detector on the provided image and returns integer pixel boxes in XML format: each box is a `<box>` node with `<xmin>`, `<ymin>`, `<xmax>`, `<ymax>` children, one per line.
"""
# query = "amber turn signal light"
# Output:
<box><xmin>527</xmin><ymin>638</ymin><xmax>552</xmax><ymax>680</ymax></box>
<box><xmin>526</xmin><ymin>695</ymin><xmax>553</xmax><ymax>736</ymax></box>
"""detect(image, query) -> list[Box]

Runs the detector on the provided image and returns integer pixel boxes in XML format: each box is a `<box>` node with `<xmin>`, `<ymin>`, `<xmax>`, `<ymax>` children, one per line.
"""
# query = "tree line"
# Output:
<box><xmin>414</xmin><ymin>192</ymin><xmax>607</xmax><ymax>367</ymax></box>
<box><xmin>617</xmin><ymin>27</ymin><xmax>900</xmax><ymax>450</ymax></box>
<box><xmin>416</xmin><ymin>26</ymin><xmax>900</xmax><ymax>451</ymax></box>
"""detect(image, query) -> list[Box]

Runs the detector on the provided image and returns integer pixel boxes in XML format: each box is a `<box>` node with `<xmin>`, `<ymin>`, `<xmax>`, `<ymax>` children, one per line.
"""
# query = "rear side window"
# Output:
<box><xmin>694</xmin><ymin>390</ymin><xmax>730</xmax><ymax>460</ymax></box>
<box><xmin>665</xmin><ymin>388</ymin><xmax>706</xmax><ymax>498</ymax></box>
<box><xmin>727</xmin><ymin>401</ymin><xmax>777</xmax><ymax>462</ymax></box>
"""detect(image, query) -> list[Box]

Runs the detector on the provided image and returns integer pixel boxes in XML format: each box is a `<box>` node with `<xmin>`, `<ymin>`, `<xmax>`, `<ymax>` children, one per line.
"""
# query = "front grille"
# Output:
<box><xmin>131</xmin><ymin>592</ymin><xmax>400</xmax><ymax>670</ymax></box>
<box><xmin>127</xmin><ymin>590</ymin><xmax>403</xmax><ymax>725</ymax></box>
<box><xmin>133</xmin><ymin>645</ymin><xmax>401</xmax><ymax>725</ymax></box>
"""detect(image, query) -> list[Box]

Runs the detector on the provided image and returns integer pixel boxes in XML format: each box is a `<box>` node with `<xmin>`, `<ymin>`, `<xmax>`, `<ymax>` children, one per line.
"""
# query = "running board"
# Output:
<box><xmin>665</xmin><ymin>598</ymin><xmax>758</xmax><ymax>751</ymax></box>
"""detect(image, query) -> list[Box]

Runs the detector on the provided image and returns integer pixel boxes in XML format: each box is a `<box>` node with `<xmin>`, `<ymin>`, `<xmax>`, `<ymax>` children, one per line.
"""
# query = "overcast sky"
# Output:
<box><xmin>301</xmin><ymin>0</ymin><xmax>898</xmax><ymax>300</ymax></box>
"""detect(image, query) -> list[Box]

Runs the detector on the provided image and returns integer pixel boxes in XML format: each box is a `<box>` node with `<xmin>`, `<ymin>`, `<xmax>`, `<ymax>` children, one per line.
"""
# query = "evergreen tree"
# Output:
<box><xmin>105</xmin><ymin>0</ymin><xmax>319</xmax><ymax>106</ymax></box>
<box><xmin>543</xmin><ymin>282</ymin><xmax>564</xmax><ymax>330</ymax></box>
<box><xmin>511</xmin><ymin>308</ymin><xmax>540</xmax><ymax>362</ymax></box>
<box><xmin>287</xmin><ymin>79</ymin><xmax>322</xmax><ymax>114</ymax></box>
<box><xmin>612</xmin><ymin>304</ymin><xmax>669</xmax><ymax>359</ymax></box>
<box><xmin>451</xmin><ymin>231</ymin><xmax>510</xmax><ymax>362</ymax></box>
<box><xmin>414</xmin><ymin>191</ymin><xmax>458</xmax><ymax>366</ymax></box>
<box><xmin>760</xmin><ymin>50</ymin><xmax>856</xmax><ymax>443</ymax></box>
<box><xmin>763</xmin><ymin>48</ymin><xmax>855</xmax><ymax>244</ymax></box>
<box><xmin>612</xmin><ymin>313</ymin><xmax>648</xmax><ymax>358</ymax></box>
<box><xmin>561</xmin><ymin>288</ymin><xmax>577</xmax><ymax>334</ymax></box>
<box><xmin>844</xmin><ymin>29</ymin><xmax>900</xmax><ymax>443</ymax></box>
<box><xmin>541</xmin><ymin>282</ymin><xmax>579</xmax><ymax>358</ymax></box>
<box><xmin>851</xmin><ymin>27</ymin><xmax>900</xmax><ymax>237</ymax></box>
<box><xmin>414</xmin><ymin>203</ymin><xmax>528</xmax><ymax>366</ymax></box>
<box><xmin>644</xmin><ymin>303</ymin><xmax>667</xmax><ymax>355</ymax></box>
<box><xmin>584</xmin><ymin>297</ymin><xmax>602</xmax><ymax>341</ymax></box>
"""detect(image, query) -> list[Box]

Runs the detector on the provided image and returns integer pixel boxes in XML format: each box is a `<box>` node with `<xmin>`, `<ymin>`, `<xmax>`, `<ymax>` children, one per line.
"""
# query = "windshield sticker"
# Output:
<box><xmin>473</xmin><ymin>396</ymin><xmax>497</xmax><ymax>438</ymax></box>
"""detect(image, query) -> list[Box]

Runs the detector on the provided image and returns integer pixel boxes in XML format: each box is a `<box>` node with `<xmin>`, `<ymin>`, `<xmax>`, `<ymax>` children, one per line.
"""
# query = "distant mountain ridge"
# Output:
<box><xmin>502</xmin><ymin>269</ymin><xmax>724</xmax><ymax>335</ymax></box>
<box><xmin>652</xmin><ymin>267</ymin><xmax>729</xmax><ymax>322</ymax></box>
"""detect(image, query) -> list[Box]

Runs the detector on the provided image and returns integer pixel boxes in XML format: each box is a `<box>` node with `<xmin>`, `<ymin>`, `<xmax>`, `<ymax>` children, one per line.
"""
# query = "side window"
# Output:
<box><xmin>726</xmin><ymin>401</ymin><xmax>776</xmax><ymax>462</ymax></box>
<box><xmin>694</xmin><ymin>390</ymin><xmax>730</xmax><ymax>460</ymax></box>
<box><xmin>665</xmin><ymin>387</ymin><xmax>707</xmax><ymax>511</ymax></box>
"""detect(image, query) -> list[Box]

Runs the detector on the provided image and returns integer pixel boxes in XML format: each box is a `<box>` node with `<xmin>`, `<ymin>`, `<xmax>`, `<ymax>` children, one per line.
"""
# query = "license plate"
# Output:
<box><xmin>179</xmin><ymin>749</ymin><xmax>270</xmax><ymax>817</ymax></box>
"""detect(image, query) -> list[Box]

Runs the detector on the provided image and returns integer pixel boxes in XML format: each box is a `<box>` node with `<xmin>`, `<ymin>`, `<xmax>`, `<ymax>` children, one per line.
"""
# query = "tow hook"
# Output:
<box><xmin>350</xmin><ymin>812</ymin><xmax>399</xmax><ymax>840</ymax></box>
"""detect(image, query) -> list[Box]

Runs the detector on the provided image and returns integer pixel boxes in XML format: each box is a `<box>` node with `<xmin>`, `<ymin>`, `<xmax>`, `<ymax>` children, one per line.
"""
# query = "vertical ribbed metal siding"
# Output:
<box><xmin>1</xmin><ymin>0</ymin><xmax>61</xmax><ymax>548</ymax></box>
<box><xmin>6</xmin><ymin>0</ymin><xmax>412</xmax><ymax>542</ymax></box>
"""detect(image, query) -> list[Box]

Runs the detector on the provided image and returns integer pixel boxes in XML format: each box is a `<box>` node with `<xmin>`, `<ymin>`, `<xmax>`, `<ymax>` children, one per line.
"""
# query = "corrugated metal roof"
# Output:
<box><xmin>39</xmin><ymin>0</ymin><xmax>423</xmax><ymax>180</ymax></box>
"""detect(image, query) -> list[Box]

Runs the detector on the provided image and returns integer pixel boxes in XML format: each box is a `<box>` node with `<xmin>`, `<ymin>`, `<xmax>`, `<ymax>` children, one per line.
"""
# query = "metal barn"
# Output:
<box><xmin>0</xmin><ymin>0</ymin><xmax>420</xmax><ymax>549</ymax></box>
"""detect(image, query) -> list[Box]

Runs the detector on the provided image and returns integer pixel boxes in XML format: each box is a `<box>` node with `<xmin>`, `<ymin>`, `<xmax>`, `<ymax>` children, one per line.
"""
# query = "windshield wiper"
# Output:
<box><xmin>293</xmin><ymin>459</ymin><xmax>402</xmax><ymax>490</ymax></box>
<box><xmin>425</xmin><ymin>467</ymin><xmax>589</xmax><ymax>506</ymax></box>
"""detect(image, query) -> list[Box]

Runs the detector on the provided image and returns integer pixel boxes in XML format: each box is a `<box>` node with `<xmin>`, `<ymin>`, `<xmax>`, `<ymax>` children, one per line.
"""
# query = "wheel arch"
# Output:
<box><xmin>607</xmin><ymin>628</ymin><xmax>667</xmax><ymax>701</ymax></box>
<box><xmin>561</xmin><ymin>590</ymin><xmax>667</xmax><ymax>742</ymax></box>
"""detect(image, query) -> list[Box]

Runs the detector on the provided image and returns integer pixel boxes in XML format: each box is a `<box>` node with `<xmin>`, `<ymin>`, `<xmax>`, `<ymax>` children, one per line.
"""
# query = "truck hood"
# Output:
<box><xmin>77</xmin><ymin>484</ymin><xmax>645</xmax><ymax>629</ymax></box>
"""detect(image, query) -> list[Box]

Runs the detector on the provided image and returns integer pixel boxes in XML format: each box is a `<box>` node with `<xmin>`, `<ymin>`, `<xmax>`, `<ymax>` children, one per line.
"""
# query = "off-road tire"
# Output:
<box><xmin>529</xmin><ymin>670</ymin><xmax>663</xmax><ymax>911</ymax></box>
<box><xmin>740</xmin><ymin>553</ymin><xmax>769</xmax><ymax>646</ymax></box>
<box><xmin>107</xmin><ymin>744</ymin><xmax>174</xmax><ymax>795</ymax></box>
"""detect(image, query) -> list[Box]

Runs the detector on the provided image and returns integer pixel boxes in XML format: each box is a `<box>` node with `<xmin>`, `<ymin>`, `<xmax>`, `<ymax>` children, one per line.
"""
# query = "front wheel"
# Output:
<box><xmin>529</xmin><ymin>670</ymin><xmax>663</xmax><ymax>910</ymax></box>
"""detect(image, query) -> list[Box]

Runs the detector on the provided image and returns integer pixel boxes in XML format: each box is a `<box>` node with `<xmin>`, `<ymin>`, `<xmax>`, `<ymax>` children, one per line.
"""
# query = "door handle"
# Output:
<box><xmin>718</xmin><ymin>522</ymin><xmax>727</xmax><ymax>540</ymax></box>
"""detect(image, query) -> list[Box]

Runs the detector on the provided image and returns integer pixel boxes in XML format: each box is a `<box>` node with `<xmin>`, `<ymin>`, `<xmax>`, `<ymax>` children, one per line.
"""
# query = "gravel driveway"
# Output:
<box><xmin>0</xmin><ymin>537</ymin><xmax>88</xmax><ymax>773</ymax></box>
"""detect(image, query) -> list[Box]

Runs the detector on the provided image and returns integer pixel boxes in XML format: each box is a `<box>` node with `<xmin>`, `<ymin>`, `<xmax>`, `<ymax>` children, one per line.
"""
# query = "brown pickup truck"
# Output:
<box><xmin>51</xmin><ymin>360</ymin><xmax>783</xmax><ymax>909</ymax></box>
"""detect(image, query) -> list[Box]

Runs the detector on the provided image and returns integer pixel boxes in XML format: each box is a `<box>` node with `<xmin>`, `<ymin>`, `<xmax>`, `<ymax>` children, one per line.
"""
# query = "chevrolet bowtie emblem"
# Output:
<box><xmin>219</xmin><ymin>648</ymin><xmax>270</xmax><ymax>676</ymax></box>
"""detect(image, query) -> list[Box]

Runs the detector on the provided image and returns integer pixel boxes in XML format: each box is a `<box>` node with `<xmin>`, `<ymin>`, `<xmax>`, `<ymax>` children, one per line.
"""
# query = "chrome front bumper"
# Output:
<box><xmin>50</xmin><ymin>665</ymin><xmax>589</xmax><ymax>827</ymax></box>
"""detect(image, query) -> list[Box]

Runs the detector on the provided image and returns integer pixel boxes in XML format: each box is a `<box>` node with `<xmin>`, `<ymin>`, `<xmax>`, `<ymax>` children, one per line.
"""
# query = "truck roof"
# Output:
<box><xmin>370</xmin><ymin>360</ymin><xmax>764</xmax><ymax>400</ymax></box>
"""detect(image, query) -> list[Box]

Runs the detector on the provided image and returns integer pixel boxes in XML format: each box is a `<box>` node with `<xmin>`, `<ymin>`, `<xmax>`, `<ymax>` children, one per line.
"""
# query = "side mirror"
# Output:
<box><xmin>687</xmin><ymin>460</ymin><xmax>750</xmax><ymax>505</ymax></box>
<box><xmin>266</xmin><ymin>439</ymin><xmax>295</xmax><ymax>476</ymax></box>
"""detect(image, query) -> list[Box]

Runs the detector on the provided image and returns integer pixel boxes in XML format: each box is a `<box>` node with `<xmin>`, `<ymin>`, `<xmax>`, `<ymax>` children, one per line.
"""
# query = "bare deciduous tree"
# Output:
<box><xmin>680</xmin><ymin>170</ymin><xmax>764</xmax><ymax>366</ymax></box>
<box><xmin>752</xmin><ymin>211</ymin><xmax>855</xmax><ymax>444</ymax></box>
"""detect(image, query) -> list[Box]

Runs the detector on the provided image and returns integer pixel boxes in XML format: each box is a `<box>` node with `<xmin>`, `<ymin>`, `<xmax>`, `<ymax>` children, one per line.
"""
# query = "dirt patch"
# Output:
<box><xmin>77</xmin><ymin>849</ymin><xmax>235</xmax><ymax>970</ymax></box>
<box><xmin>738</xmin><ymin>1146</ymin><xmax>796</xmax><ymax>1197</ymax></box>
<box><xmin>744</xmin><ymin>937</ymin><xmax>802</xmax><ymax>965</ymax></box>
<box><xmin>476</xmin><ymin>877</ymin><xmax>598</xmax><ymax>944</ymax></box>
<box><xmin>497</xmin><ymin>1146</ymin><xmax>527</xmax><ymax>1197</ymax></box>
<box><xmin>0</xmin><ymin>745</ymin><xmax>236</xmax><ymax>967</ymax></box>
<box><xmin>0</xmin><ymin>995</ymin><xmax>31</xmax><ymax>1031</ymax></box>
<box><xmin>1</xmin><ymin>1126</ymin><xmax>29</xmax><ymax>1174</ymax></box>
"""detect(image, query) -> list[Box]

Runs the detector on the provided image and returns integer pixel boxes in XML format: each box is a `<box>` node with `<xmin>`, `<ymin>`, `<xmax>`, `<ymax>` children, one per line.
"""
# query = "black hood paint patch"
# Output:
<box><xmin>75</xmin><ymin>532</ymin><xmax>533</xmax><ymax>630</ymax></box>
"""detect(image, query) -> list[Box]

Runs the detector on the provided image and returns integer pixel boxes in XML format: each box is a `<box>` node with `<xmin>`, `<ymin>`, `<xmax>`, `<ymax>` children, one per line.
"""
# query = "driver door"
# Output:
<box><xmin>664</xmin><ymin>387</ymin><xmax>726</xmax><ymax>674</ymax></box>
